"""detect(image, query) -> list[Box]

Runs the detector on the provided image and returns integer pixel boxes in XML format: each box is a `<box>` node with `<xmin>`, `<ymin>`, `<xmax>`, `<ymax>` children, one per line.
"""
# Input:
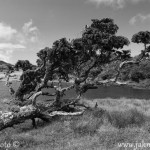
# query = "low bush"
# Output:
<box><xmin>70</xmin><ymin>107</ymin><xmax>147</xmax><ymax>136</ymax></box>
<box><xmin>105</xmin><ymin>108</ymin><xmax>146</xmax><ymax>128</ymax></box>
<box><xmin>130</xmin><ymin>69</ymin><xmax>145</xmax><ymax>82</ymax></box>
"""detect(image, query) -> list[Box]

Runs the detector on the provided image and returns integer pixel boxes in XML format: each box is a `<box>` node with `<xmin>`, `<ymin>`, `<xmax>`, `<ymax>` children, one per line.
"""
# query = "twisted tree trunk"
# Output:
<box><xmin>0</xmin><ymin>85</ymin><xmax>85</xmax><ymax>131</ymax></box>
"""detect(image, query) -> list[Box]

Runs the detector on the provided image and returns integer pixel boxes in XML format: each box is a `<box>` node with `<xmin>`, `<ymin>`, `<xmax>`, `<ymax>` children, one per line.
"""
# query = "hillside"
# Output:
<box><xmin>96</xmin><ymin>57</ymin><xmax>150</xmax><ymax>89</ymax></box>
<box><xmin>0</xmin><ymin>60</ymin><xmax>14</xmax><ymax>71</ymax></box>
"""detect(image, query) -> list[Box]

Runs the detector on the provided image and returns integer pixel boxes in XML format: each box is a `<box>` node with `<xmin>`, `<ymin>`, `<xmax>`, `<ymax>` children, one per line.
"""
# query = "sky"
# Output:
<box><xmin>0</xmin><ymin>0</ymin><xmax>150</xmax><ymax>64</ymax></box>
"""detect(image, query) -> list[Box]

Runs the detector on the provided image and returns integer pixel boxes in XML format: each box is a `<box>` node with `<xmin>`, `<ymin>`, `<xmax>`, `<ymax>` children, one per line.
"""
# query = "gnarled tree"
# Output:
<box><xmin>114</xmin><ymin>31</ymin><xmax>150</xmax><ymax>83</ymax></box>
<box><xmin>0</xmin><ymin>18</ymin><xmax>132</xmax><ymax>131</ymax></box>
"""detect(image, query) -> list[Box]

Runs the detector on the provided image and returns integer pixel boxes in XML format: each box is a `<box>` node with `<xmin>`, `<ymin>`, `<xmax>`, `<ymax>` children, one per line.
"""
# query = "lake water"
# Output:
<box><xmin>44</xmin><ymin>82</ymin><xmax>150</xmax><ymax>100</ymax></box>
<box><xmin>84</xmin><ymin>85</ymin><xmax>150</xmax><ymax>100</ymax></box>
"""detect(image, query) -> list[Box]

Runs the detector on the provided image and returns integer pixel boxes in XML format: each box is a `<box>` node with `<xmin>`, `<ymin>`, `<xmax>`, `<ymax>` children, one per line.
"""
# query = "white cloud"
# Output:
<box><xmin>23</xmin><ymin>20</ymin><xmax>38</xmax><ymax>35</ymax></box>
<box><xmin>22</xmin><ymin>20</ymin><xmax>39</xmax><ymax>43</ymax></box>
<box><xmin>0</xmin><ymin>43</ymin><xmax>25</xmax><ymax>62</ymax></box>
<box><xmin>0</xmin><ymin>22</ymin><xmax>25</xmax><ymax>62</ymax></box>
<box><xmin>129</xmin><ymin>13</ymin><xmax>150</xmax><ymax>25</ymax></box>
<box><xmin>0</xmin><ymin>22</ymin><xmax>17</xmax><ymax>41</ymax></box>
<box><xmin>88</xmin><ymin>0</ymin><xmax>145</xmax><ymax>9</ymax></box>
<box><xmin>0</xmin><ymin>43</ymin><xmax>25</xmax><ymax>49</ymax></box>
<box><xmin>88</xmin><ymin>0</ymin><xmax>124</xmax><ymax>8</ymax></box>
<box><xmin>14</xmin><ymin>20</ymin><xmax>39</xmax><ymax>44</ymax></box>
<box><xmin>0</xmin><ymin>20</ymin><xmax>39</xmax><ymax>62</ymax></box>
<box><xmin>0</xmin><ymin>53</ymin><xmax>10</xmax><ymax>62</ymax></box>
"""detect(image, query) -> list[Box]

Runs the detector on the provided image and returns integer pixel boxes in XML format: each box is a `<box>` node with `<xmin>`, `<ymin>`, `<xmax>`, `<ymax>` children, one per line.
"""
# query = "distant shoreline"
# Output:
<box><xmin>1</xmin><ymin>71</ymin><xmax>150</xmax><ymax>90</ymax></box>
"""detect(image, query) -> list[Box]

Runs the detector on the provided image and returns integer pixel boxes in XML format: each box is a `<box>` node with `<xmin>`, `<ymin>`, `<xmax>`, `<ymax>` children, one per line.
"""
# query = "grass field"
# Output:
<box><xmin>1</xmin><ymin>81</ymin><xmax>150</xmax><ymax>150</ymax></box>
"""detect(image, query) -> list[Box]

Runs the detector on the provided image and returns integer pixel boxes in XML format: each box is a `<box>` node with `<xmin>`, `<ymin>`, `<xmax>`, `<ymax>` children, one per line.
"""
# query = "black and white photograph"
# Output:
<box><xmin>0</xmin><ymin>0</ymin><xmax>150</xmax><ymax>149</ymax></box>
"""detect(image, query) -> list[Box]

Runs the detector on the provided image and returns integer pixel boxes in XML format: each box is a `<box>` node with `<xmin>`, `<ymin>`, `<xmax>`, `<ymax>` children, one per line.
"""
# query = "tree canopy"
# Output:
<box><xmin>3</xmin><ymin>17</ymin><xmax>150</xmax><ymax>132</ymax></box>
<box><xmin>14</xmin><ymin>60</ymin><xmax>33</xmax><ymax>72</ymax></box>
<box><xmin>132</xmin><ymin>31</ymin><xmax>150</xmax><ymax>50</ymax></box>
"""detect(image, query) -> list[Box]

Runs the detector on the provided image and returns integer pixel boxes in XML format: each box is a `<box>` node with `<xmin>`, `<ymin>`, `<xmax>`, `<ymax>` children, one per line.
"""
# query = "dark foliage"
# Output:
<box><xmin>14</xmin><ymin>60</ymin><xmax>33</xmax><ymax>71</ymax></box>
<box><xmin>13</xmin><ymin>18</ymin><xmax>130</xmax><ymax>104</ymax></box>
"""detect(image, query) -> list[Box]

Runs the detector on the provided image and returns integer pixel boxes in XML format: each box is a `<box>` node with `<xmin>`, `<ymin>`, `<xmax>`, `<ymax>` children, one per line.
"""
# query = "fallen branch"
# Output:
<box><xmin>0</xmin><ymin>88</ymin><xmax>86</xmax><ymax>131</ymax></box>
<box><xmin>0</xmin><ymin>105</ymin><xmax>38</xmax><ymax>131</ymax></box>
<box><xmin>49</xmin><ymin>110</ymin><xmax>84</xmax><ymax>117</ymax></box>
<box><xmin>0</xmin><ymin>102</ymin><xmax>84</xmax><ymax>131</ymax></box>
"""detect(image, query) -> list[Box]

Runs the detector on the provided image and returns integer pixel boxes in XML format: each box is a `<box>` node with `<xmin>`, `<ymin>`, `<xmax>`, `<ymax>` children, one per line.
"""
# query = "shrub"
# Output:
<box><xmin>105</xmin><ymin>108</ymin><xmax>146</xmax><ymax>128</ymax></box>
<box><xmin>130</xmin><ymin>70</ymin><xmax>145</xmax><ymax>82</ymax></box>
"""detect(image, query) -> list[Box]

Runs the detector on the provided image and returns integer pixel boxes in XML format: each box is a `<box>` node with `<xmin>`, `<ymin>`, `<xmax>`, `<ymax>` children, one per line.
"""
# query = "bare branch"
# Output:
<box><xmin>48</xmin><ymin>110</ymin><xmax>84</xmax><ymax>117</ymax></box>
<box><xmin>0</xmin><ymin>104</ymin><xmax>84</xmax><ymax>131</ymax></box>
<box><xmin>78</xmin><ymin>58</ymin><xmax>97</xmax><ymax>83</ymax></box>
<box><xmin>75</xmin><ymin>103</ymin><xmax>90</xmax><ymax>109</ymax></box>
<box><xmin>31</xmin><ymin>91</ymin><xmax>56</xmax><ymax>106</ymax></box>
<box><xmin>5</xmin><ymin>72</ymin><xmax>15</xmax><ymax>96</ymax></box>
<box><xmin>114</xmin><ymin>60</ymin><xmax>139</xmax><ymax>82</ymax></box>
<box><xmin>0</xmin><ymin>105</ymin><xmax>37</xmax><ymax>131</ymax></box>
<box><xmin>61</xmin><ymin>84</ymin><xmax>75</xmax><ymax>93</ymax></box>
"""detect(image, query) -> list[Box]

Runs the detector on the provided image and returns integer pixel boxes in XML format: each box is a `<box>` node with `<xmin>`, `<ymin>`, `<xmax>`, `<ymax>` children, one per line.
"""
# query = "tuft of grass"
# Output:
<box><xmin>1</xmin><ymin>80</ymin><xmax>150</xmax><ymax>150</ymax></box>
<box><xmin>105</xmin><ymin>108</ymin><xmax>146</xmax><ymax>128</ymax></box>
<box><xmin>97</xmin><ymin>127</ymin><xmax>144</xmax><ymax>149</ymax></box>
<box><xmin>70</xmin><ymin>107</ymin><xmax>147</xmax><ymax>137</ymax></box>
<box><xmin>12</xmin><ymin>134</ymin><xmax>41</xmax><ymax>149</ymax></box>
<box><xmin>70</xmin><ymin>108</ymin><xmax>105</xmax><ymax>135</ymax></box>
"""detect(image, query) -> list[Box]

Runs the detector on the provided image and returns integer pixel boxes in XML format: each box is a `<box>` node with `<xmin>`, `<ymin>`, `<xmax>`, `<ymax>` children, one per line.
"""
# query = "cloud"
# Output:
<box><xmin>0</xmin><ymin>53</ymin><xmax>10</xmax><ymax>62</ymax></box>
<box><xmin>0</xmin><ymin>20</ymin><xmax>39</xmax><ymax>62</ymax></box>
<box><xmin>21</xmin><ymin>20</ymin><xmax>39</xmax><ymax>43</ymax></box>
<box><xmin>0</xmin><ymin>43</ymin><xmax>25</xmax><ymax>49</ymax></box>
<box><xmin>129</xmin><ymin>13</ymin><xmax>150</xmax><ymax>25</ymax></box>
<box><xmin>0</xmin><ymin>43</ymin><xmax>25</xmax><ymax>62</ymax></box>
<box><xmin>14</xmin><ymin>20</ymin><xmax>39</xmax><ymax>44</ymax></box>
<box><xmin>23</xmin><ymin>20</ymin><xmax>38</xmax><ymax>35</ymax></box>
<box><xmin>88</xmin><ymin>0</ymin><xmax>144</xmax><ymax>9</ymax></box>
<box><xmin>0</xmin><ymin>22</ymin><xmax>17</xmax><ymax>41</ymax></box>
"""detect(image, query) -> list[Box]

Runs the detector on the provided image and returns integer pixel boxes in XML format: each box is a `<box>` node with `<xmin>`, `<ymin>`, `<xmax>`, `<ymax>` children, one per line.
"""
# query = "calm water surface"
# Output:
<box><xmin>44</xmin><ymin>82</ymin><xmax>150</xmax><ymax>100</ymax></box>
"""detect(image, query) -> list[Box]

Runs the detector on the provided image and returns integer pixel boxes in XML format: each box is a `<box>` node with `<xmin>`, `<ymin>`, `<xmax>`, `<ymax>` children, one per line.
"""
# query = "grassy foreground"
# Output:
<box><xmin>1</xmin><ymin>81</ymin><xmax>150</xmax><ymax>149</ymax></box>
